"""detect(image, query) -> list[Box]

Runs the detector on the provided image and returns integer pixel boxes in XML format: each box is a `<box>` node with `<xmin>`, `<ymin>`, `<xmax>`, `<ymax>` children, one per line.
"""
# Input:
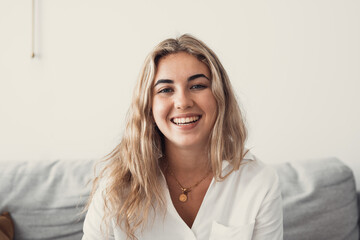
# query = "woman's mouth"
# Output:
<box><xmin>171</xmin><ymin>115</ymin><xmax>201</xmax><ymax>125</ymax></box>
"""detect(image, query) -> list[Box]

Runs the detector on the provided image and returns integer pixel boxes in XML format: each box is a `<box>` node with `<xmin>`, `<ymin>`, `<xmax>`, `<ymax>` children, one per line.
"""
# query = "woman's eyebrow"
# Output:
<box><xmin>154</xmin><ymin>79</ymin><xmax>173</xmax><ymax>87</ymax></box>
<box><xmin>154</xmin><ymin>74</ymin><xmax>209</xmax><ymax>87</ymax></box>
<box><xmin>188</xmin><ymin>74</ymin><xmax>210</xmax><ymax>81</ymax></box>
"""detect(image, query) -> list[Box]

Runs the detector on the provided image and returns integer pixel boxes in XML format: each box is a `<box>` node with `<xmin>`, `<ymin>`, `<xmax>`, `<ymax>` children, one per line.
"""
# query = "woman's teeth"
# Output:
<box><xmin>172</xmin><ymin>116</ymin><xmax>200</xmax><ymax>125</ymax></box>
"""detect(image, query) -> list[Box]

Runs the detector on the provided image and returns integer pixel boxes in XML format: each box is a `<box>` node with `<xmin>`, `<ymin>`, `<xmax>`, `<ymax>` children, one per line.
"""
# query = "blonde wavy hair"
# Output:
<box><xmin>88</xmin><ymin>34</ymin><xmax>247</xmax><ymax>239</ymax></box>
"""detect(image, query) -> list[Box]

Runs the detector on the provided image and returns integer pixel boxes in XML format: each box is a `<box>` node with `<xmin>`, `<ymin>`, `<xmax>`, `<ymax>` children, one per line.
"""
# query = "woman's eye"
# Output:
<box><xmin>158</xmin><ymin>88</ymin><xmax>173</xmax><ymax>94</ymax></box>
<box><xmin>190</xmin><ymin>84</ymin><xmax>207</xmax><ymax>90</ymax></box>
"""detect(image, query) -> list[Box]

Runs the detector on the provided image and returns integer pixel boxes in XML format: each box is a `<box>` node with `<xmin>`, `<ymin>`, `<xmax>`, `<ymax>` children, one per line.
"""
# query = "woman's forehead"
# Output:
<box><xmin>154</xmin><ymin>52</ymin><xmax>211</xmax><ymax>81</ymax></box>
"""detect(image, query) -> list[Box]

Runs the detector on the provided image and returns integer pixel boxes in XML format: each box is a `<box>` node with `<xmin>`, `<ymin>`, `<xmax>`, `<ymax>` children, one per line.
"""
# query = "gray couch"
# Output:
<box><xmin>0</xmin><ymin>157</ymin><xmax>359</xmax><ymax>239</ymax></box>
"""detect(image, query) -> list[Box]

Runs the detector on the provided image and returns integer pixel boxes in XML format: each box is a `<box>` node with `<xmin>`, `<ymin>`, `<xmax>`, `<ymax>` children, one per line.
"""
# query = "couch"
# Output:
<box><xmin>0</xmin><ymin>157</ymin><xmax>358</xmax><ymax>240</ymax></box>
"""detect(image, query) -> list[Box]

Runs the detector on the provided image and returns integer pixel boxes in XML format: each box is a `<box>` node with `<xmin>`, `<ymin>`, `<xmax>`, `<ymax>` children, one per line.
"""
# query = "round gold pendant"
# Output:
<box><xmin>179</xmin><ymin>193</ymin><xmax>188</xmax><ymax>202</ymax></box>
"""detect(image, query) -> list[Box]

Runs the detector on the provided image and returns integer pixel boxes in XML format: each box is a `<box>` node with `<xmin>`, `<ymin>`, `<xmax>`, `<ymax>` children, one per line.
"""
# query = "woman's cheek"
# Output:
<box><xmin>152</xmin><ymin>98</ymin><xmax>170</xmax><ymax>124</ymax></box>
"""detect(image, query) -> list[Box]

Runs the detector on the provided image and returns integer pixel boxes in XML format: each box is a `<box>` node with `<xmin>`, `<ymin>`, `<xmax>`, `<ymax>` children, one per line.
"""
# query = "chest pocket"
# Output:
<box><xmin>209</xmin><ymin>221</ymin><xmax>255</xmax><ymax>240</ymax></box>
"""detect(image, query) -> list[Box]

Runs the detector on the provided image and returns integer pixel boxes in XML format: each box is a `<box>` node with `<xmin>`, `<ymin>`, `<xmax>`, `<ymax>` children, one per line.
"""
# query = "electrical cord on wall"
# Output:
<box><xmin>31</xmin><ymin>0</ymin><xmax>35</xmax><ymax>58</ymax></box>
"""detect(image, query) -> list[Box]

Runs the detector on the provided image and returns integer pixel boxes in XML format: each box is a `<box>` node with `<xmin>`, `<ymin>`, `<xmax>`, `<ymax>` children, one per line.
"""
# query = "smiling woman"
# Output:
<box><xmin>82</xmin><ymin>34</ymin><xmax>283</xmax><ymax>240</ymax></box>
<box><xmin>152</xmin><ymin>52</ymin><xmax>217</xmax><ymax>151</ymax></box>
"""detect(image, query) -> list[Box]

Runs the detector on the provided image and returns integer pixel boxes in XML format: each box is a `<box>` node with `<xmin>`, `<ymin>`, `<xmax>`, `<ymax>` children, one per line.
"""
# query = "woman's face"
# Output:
<box><xmin>152</xmin><ymin>52</ymin><xmax>217</xmax><ymax>150</ymax></box>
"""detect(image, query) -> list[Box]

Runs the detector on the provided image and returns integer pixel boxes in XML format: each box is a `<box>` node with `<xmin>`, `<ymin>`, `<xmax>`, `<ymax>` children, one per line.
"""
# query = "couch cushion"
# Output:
<box><xmin>274</xmin><ymin>158</ymin><xmax>359</xmax><ymax>240</ymax></box>
<box><xmin>0</xmin><ymin>159</ymin><xmax>94</xmax><ymax>240</ymax></box>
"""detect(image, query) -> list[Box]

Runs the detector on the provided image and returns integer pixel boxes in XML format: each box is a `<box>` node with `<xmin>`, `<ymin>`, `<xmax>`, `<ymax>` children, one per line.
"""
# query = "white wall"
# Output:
<box><xmin>1</xmin><ymin>0</ymin><xmax>359</xmax><ymax>187</ymax></box>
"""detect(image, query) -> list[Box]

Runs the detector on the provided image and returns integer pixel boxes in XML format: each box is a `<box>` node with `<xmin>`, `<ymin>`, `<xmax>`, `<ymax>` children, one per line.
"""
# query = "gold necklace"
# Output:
<box><xmin>168</xmin><ymin>168</ymin><xmax>211</xmax><ymax>203</ymax></box>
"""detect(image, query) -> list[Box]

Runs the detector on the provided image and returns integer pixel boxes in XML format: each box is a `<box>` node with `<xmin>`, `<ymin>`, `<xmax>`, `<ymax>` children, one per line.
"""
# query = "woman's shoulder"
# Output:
<box><xmin>224</xmin><ymin>151</ymin><xmax>280</xmax><ymax>191</ymax></box>
<box><xmin>243</xmin><ymin>151</ymin><xmax>277</xmax><ymax>175</ymax></box>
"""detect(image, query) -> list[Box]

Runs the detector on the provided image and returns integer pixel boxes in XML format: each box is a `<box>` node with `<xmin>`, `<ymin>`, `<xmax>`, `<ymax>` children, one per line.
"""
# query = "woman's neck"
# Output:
<box><xmin>163</xmin><ymin>142</ymin><xmax>211</xmax><ymax>178</ymax></box>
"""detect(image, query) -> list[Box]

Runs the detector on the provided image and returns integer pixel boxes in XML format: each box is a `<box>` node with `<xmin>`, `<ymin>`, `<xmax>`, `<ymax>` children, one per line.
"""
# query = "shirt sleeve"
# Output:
<box><xmin>82</xmin><ymin>186</ymin><xmax>115</xmax><ymax>240</ymax></box>
<box><xmin>252</xmin><ymin>168</ymin><xmax>283</xmax><ymax>240</ymax></box>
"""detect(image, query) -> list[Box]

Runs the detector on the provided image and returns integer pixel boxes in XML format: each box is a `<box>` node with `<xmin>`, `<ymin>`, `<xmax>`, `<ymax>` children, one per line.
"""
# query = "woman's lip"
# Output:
<box><xmin>170</xmin><ymin>115</ymin><xmax>202</xmax><ymax>124</ymax></box>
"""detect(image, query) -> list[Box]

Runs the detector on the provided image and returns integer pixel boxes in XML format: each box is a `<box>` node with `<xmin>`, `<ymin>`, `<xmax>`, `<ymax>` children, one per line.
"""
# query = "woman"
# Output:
<box><xmin>83</xmin><ymin>34</ymin><xmax>283</xmax><ymax>240</ymax></box>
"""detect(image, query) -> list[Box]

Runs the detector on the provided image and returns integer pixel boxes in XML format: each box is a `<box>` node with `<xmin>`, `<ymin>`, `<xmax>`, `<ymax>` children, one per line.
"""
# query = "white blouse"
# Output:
<box><xmin>83</xmin><ymin>152</ymin><xmax>283</xmax><ymax>240</ymax></box>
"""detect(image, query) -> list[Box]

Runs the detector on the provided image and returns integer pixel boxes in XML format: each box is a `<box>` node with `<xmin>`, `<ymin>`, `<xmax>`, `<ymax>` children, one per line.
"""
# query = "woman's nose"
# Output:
<box><xmin>174</xmin><ymin>90</ymin><xmax>193</xmax><ymax>110</ymax></box>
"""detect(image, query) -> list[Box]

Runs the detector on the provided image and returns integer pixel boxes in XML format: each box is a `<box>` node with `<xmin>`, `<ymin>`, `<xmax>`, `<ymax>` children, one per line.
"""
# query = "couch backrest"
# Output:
<box><xmin>273</xmin><ymin>157</ymin><xmax>359</xmax><ymax>240</ymax></box>
<box><xmin>0</xmin><ymin>158</ymin><xmax>94</xmax><ymax>240</ymax></box>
